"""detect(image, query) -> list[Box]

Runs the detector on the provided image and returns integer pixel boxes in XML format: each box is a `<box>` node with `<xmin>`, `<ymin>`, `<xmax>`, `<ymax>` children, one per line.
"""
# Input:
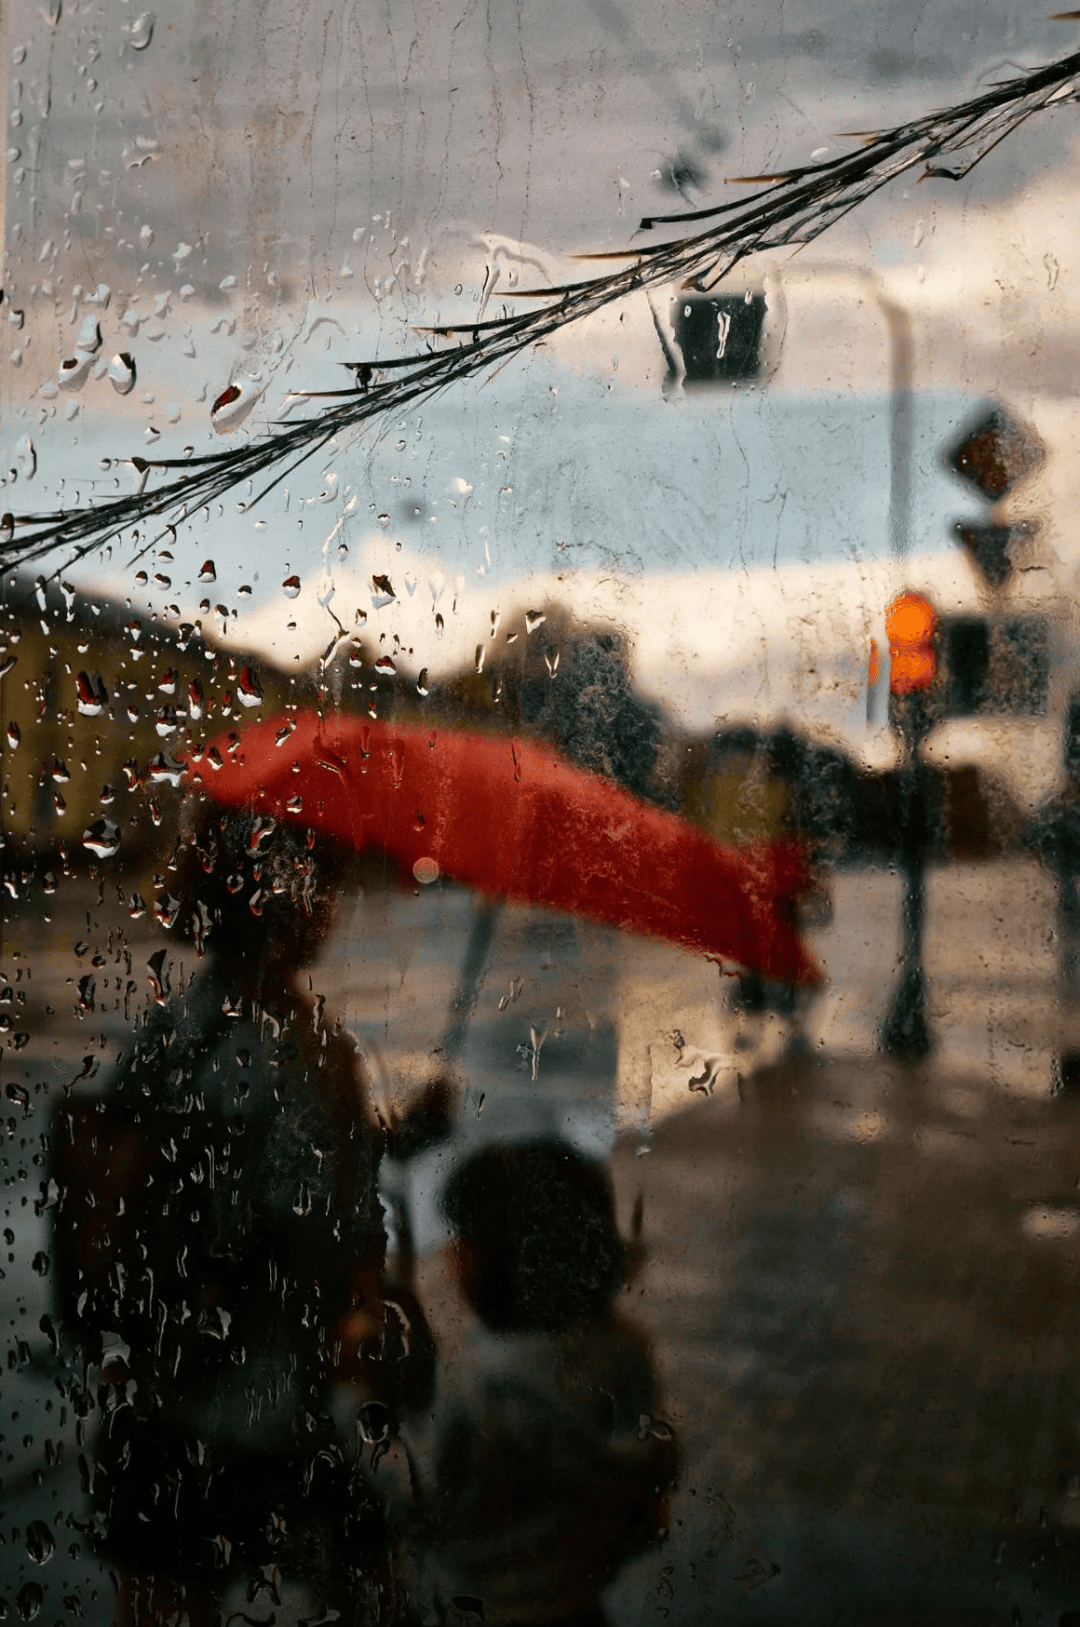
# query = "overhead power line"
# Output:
<box><xmin>3</xmin><ymin>40</ymin><xmax>1079</xmax><ymax>575</ymax></box>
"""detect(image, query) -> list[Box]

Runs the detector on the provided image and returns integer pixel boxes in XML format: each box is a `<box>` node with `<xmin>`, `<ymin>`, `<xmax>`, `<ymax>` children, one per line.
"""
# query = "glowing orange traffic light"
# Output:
<box><xmin>886</xmin><ymin>592</ymin><xmax>938</xmax><ymax>695</ymax></box>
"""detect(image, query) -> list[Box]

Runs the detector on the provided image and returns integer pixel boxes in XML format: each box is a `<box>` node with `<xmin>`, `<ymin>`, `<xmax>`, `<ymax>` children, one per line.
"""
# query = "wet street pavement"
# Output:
<box><xmin>607</xmin><ymin>1053</ymin><xmax>1080</xmax><ymax>1625</ymax></box>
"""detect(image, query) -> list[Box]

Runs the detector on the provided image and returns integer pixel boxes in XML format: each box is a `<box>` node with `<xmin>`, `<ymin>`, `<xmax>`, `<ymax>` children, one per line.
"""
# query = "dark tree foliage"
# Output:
<box><xmin>427</xmin><ymin>612</ymin><xmax>667</xmax><ymax>803</ymax></box>
<box><xmin>517</xmin><ymin>631</ymin><xmax>665</xmax><ymax>803</ymax></box>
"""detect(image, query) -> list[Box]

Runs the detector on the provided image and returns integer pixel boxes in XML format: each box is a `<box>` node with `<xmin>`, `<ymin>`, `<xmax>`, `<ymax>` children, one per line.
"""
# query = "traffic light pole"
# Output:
<box><xmin>881</xmin><ymin>691</ymin><xmax>933</xmax><ymax>1061</ymax></box>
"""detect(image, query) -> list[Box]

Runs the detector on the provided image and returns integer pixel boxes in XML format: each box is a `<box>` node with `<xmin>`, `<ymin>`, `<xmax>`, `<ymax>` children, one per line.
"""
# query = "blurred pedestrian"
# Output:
<box><xmin>53</xmin><ymin>799</ymin><xmax>393</xmax><ymax>1624</ymax></box>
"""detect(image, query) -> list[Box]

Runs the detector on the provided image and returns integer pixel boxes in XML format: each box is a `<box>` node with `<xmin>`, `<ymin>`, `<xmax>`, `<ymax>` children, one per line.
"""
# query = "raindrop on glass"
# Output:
<box><xmin>82</xmin><ymin>819</ymin><xmax>121</xmax><ymax>859</ymax></box>
<box><xmin>15</xmin><ymin>1583</ymin><xmax>44</xmax><ymax>1622</ymax></box>
<box><xmin>126</xmin><ymin>12</ymin><xmax>155</xmax><ymax>49</ymax></box>
<box><xmin>237</xmin><ymin>666</ymin><xmax>263</xmax><ymax>707</ymax></box>
<box><xmin>107</xmin><ymin>352</ymin><xmax>136</xmax><ymax>395</ymax></box>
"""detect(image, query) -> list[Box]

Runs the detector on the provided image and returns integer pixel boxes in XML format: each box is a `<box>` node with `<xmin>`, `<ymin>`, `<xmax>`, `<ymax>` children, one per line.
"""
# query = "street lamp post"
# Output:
<box><xmin>881</xmin><ymin>592</ymin><xmax>938</xmax><ymax>1061</ymax></box>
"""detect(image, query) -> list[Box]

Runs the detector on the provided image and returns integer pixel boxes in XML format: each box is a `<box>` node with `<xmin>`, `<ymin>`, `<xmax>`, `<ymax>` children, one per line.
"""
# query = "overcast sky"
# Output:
<box><xmin>4</xmin><ymin>0</ymin><xmax>1078</xmax><ymax>756</ymax></box>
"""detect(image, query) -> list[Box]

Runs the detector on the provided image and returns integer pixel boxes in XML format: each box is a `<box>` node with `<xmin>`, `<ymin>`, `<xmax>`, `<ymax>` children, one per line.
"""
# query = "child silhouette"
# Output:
<box><xmin>379</xmin><ymin>1139</ymin><xmax>676</xmax><ymax>1627</ymax></box>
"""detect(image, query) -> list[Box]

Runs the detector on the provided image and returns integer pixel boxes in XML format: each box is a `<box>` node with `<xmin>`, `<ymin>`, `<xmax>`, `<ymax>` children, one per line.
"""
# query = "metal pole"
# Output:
<box><xmin>881</xmin><ymin>695</ymin><xmax>932</xmax><ymax>1059</ymax></box>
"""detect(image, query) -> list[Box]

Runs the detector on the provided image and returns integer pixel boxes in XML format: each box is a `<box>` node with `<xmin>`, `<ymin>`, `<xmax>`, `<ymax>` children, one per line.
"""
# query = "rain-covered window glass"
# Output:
<box><xmin>4</xmin><ymin>3</ymin><xmax>1080</xmax><ymax>1621</ymax></box>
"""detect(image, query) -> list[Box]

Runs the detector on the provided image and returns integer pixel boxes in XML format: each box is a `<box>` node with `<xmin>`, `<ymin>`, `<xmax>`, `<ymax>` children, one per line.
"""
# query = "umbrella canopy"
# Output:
<box><xmin>184</xmin><ymin>712</ymin><xmax>819</xmax><ymax>986</ymax></box>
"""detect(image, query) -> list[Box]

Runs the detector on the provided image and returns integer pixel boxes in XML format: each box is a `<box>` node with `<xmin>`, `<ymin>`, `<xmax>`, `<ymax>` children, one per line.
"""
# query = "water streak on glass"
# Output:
<box><xmin>3</xmin><ymin>2</ymin><xmax>1080</xmax><ymax>1621</ymax></box>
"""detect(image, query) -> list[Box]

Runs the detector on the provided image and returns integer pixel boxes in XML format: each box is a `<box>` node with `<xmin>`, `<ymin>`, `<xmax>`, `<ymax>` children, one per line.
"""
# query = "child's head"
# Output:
<box><xmin>439</xmin><ymin>1139</ymin><xmax>625</xmax><ymax>1335</ymax></box>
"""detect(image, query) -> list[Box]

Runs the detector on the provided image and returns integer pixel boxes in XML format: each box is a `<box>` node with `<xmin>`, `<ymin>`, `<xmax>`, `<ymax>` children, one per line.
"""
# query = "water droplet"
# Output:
<box><xmin>248</xmin><ymin>817</ymin><xmax>277</xmax><ymax>855</ymax></box>
<box><xmin>107</xmin><ymin>352</ymin><xmax>136</xmax><ymax>395</ymax></box>
<box><xmin>148</xmin><ymin>753</ymin><xmax>185</xmax><ymax>786</ymax></box>
<box><xmin>358</xmin><ymin>1400</ymin><xmax>392</xmax><ymax>1445</ymax></box>
<box><xmin>58</xmin><ymin>353</ymin><xmax>92</xmax><ymax>391</ymax></box>
<box><xmin>416</xmin><ymin>668</ymin><xmax>429</xmax><ymax>697</ymax></box>
<box><xmin>237</xmin><ymin>666</ymin><xmax>263</xmax><ymax>707</ymax></box>
<box><xmin>5</xmin><ymin>1083</ymin><xmax>29</xmax><ymax>1111</ymax></box>
<box><xmin>31</xmin><ymin>1250</ymin><xmax>49</xmax><ymax>1277</ymax></box>
<box><xmin>6</xmin><ymin>721</ymin><xmax>20</xmax><ymax>750</ymax></box>
<box><xmin>373</xmin><ymin>655</ymin><xmax>396</xmax><ymax>677</ymax></box>
<box><xmin>126</xmin><ymin>12</ymin><xmax>155</xmax><ymax>49</ymax></box>
<box><xmin>75</xmin><ymin>315</ymin><xmax>102</xmax><ymax>354</ymax></box>
<box><xmin>211</xmin><ymin>379</ymin><xmax>260</xmax><ymax>431</ymax></box>
<box><xmin>412</xmin><ymin>856</ymin><xmax>439</xmax><ymax>885</ymax></box>
<box><xmin>281</xmin><ymin>574</ymin><xmax>301</xmax><ymax>599</ymax></box>
<box><xmin>82</xmin><ymin>818</ymin><xmax>120</xmax><ymax>858</ymax></box>
<box><xmin>525</xmin><ymin>609</ymin><xmax>546</xmax><ymax>633</ymax></box>
<box><xmin>198</xmin><ymin>560</ymin><xmax>216</xmax><ymax>583</ymax></box>
<box><xmin>15</xmin><ymin>1581</ymin><xmax>44</xmax><ymax>1621</ymax></box>
<box><xmin>75</xmin><ymin>671</ymin><xmax>108</xmax><ymax>716</ymax></box>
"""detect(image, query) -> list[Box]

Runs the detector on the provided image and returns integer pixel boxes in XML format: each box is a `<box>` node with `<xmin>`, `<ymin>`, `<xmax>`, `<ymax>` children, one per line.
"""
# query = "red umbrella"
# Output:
<box><xmin>184</xmin><ymin>711</ymin><xmax>819</xmax><ymax>986</ymax></box>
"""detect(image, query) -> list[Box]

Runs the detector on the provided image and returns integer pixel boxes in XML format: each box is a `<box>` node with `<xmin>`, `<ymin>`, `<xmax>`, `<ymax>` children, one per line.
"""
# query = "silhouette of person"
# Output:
<box><xmin>372</xmin><ymin>1139</ymin><xmax>677</xmax><ymax>1627</ymax></box>
<box><xmin>53</xmin><ymin>800</ymin><xmax>392</xmax><ymax>1625</ymax></box>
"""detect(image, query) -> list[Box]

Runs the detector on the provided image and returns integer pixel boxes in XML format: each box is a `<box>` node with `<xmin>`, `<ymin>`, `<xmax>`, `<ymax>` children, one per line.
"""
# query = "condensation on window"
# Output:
<box><xmin>3</xmin><ymin>3</ymin><xmax>1080</xmax><ymax>1621</ymax></box>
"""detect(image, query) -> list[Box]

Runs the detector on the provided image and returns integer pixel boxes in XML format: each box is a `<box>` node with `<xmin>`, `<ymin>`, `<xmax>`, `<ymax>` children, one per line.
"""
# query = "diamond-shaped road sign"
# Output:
<box><xmin>946</xmin><ymin>406</ymin><xmax>1044</xmax><ymax>588</ymax></box>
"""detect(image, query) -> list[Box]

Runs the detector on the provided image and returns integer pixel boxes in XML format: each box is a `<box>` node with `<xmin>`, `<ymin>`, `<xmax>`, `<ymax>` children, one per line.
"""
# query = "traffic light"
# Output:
<box><xmin>886</xmin><ymin>592</ymin><xmax>938</xmax><ymax>696</ymax></box>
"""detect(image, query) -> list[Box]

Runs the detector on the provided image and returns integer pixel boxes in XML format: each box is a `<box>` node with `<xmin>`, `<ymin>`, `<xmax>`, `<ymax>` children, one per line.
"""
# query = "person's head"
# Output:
<box><xmin>439</xmin><ymin>1138</ymin><xmax>625</xmax><ymax>1335</ymax></box>
<box><xmin>158</xmin><ymin>798</ymin><xmax>350</xmax><ymax>970</ymax></box>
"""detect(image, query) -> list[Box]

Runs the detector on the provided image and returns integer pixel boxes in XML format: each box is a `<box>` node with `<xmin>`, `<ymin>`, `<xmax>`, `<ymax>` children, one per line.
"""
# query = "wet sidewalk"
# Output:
<box><xmin>4</xmin><ymin>1047</ymin><xmax>1080</xmax><ymax>1621</ymax></box>
<box><xmin>5</xmin><ymin>866</ymin><xmax>1080</xmax><ymax>1620</ymax></box>
<box><xmin>609</xmin><ymin>1052</ymin><xmax>1080</xmax><ymax>1624</ymax></box>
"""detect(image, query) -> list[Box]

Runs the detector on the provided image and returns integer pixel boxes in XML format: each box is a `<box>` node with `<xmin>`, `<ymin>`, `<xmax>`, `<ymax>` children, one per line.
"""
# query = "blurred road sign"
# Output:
<box><xmin>673</xmin><ymin>293</ymin><xmax>767</xmax><ymax>384</ymax></box>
